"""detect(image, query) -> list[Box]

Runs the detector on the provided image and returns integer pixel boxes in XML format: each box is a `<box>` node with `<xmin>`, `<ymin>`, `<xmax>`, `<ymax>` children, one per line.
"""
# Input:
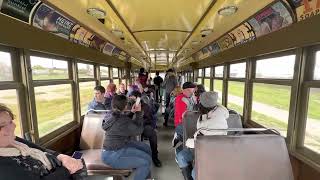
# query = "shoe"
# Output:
<box><xmin>152</xmin><ymin>158</ymin><xmax>162</xmax><ymax>167</ymax></box>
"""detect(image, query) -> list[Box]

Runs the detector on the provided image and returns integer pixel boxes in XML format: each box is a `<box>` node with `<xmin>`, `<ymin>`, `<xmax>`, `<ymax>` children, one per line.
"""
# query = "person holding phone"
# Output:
<box><xmin>101</xmin><ymin>95</ymin><xmax>153</xmax><ymax>180</ymax></box>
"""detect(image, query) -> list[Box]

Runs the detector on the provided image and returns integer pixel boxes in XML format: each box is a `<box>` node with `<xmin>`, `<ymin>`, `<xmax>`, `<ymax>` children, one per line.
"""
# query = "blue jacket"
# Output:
<box><xmin>87</xmin><ymin>98</ymin><xmax>107</xmax><ymax>110</ymax></box>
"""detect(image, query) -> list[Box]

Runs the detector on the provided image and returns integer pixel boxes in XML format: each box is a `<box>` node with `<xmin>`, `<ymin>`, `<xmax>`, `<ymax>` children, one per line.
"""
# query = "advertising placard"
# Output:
<box><xmin>228</xmin><ymin>22</ymin><xmax>256</xmax><ymax>46</ymax></box>
<box><xmin>217</xmin><ymin>34</ymin><xmax>234</xmax><ymax>51</ymax></box>
<box><xmin>0</xmin><ymin>0</ymin><xmax>39</xmax><ymax>23</ymax></box>
<box><xmin>293</xmin><ymin>0</ymin><xmax>320</xmax><ymax>21</ymax></box>
<box><xmin>207</xmin><ymin>42</ymin><xmax>221</xmax><ymax>56</ymax></box>
<box><xmin>69</xmin><ymin>24</ymin><xmax>88</xmax><ymax>45</ymax></box>
<box><xmin>102</xmin><ymin>42</ymin><xmax>115</xmax><ymax>55</ymax></box>
<box><xmin>89</xmin><ymin>35</ymin><xmax>106</xmax><ymax>51</ymax></box>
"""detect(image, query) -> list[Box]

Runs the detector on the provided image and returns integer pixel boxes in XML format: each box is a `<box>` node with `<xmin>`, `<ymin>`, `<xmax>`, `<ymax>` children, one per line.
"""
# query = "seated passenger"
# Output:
<box><xmin>164</xmin><ymin>86</ymin><xmax>182</xmax><ymax>127</ymax></box>
<box><xmin>176</xmin><ymin>92</ymin><xmax>229</xmax><ymax>180</ymax></box>
<box><xmin>117</xmin><ymin>83</ymin><xmax>128</xmax><ymax>96</ymax></box>
<box><xmin>0</xmin><ymin>104</ymin><xmax>86</xmax><ymax>180</ymax></box>
<box><xmin>104</xmin><ymin>83</ymin><xmax>117</xmax><ymax>109</ymax></box>
<box><xmin>88</xmin><ymin>85</ymin><xmax>107</xmax><ymax>110</ymax></box>
<box><xmin>101</xmin><ymin>95</ymin><xmax>153</xmax><ymax>180</ymax></box>
<box><xmin>128</xmin><ymin>91</ymin><xmax>162</xmax><ymax>167</ymax></box>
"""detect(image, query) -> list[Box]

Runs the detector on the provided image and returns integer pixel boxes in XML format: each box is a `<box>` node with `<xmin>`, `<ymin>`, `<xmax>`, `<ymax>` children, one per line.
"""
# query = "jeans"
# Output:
<box><xmin>126</xmin><ymin>141</ymin><xmax>152</xmax><ymax>157</ymax></box>
<box><xmin>142</xmin><ymin>125</ymin><xmax>159</xmax><ymax>159</ymax></box>
<box><xmin>101</xmin><ymin>147</ymin><xmax>152</xmax><ymax>180</ymax></box>
<box><xmin>175</xmin><ymin>148</ymin><xmax>193</xmax><ymax>168</ymax></box>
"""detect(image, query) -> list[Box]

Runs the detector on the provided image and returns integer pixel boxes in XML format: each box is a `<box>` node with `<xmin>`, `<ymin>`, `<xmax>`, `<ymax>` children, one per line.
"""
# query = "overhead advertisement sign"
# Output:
<box><xmin>32</xmin><ymin>3</ymin><xmax>76</xmax><ymax>40</ymax></box>
<box><xmin>248</xmin><ymin>1</ymin><xmax>293</xmax><ymax>38</ymax></box>
<box><xmin>217</xmin><ymin>34</ymin><xmax>234</xmax><ymax>51</ymax></box>
<box><xmin>0</xmin><ymin>0</ymin><xmax>39</xmax><ymax>23</ymax></box>
<box><xmin>69</xmin><ymin>25</ymin><xmax>88</xmax><ymax>45</ymax></box>
<box><xmin>207</xmin><ymin>42</ymin><xmax>221</xmax><ymax>56</ymax></box>
<box><xmin>89</xmin><ymin>35</ymin><xmax>106</xmax><ymax>51</ymax></box>
<box><xmin>228</xmin><ymin>22</ymin><xmax>256</xmax><ymax>46</ymax></box>
<box><xmin>293</xmin><ymin>0</ymin><xmax>320</xmax><ymax>21</ymax></box>
<box><xmin>102</xmin><ymin>42</ymin><xmax>115</xmax><ymax>55</ymax></box>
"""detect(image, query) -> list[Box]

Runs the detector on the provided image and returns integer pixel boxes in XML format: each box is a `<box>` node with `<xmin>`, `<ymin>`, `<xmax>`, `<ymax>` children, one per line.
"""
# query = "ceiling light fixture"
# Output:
<box><xmin>87</xmin><ymin>8</ymin><xmax>106</xmax><ymax>19</ymax></box>
<box><xmin>111</xmin><ymin>29</ymin><xmax>124</xmax><ymax>38</ymax></box>
<box><xmin>191</xmin><ymin>41</ymin><xmax>199</xmax><ymax>45</ymax></box>
<box><xmin>200</xmin><ymin>29</ymin><xmax>213</xmax><ymax>37</ymax></box>
<box><xmin>218</xmin><ymin>6</ymin><xmax>238</xmax><ymax>16</ymax></box>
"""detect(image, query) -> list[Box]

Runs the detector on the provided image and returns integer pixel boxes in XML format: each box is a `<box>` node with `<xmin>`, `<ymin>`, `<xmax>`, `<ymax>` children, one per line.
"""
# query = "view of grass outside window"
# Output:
<box><xmin>227</xmin><ymin>81</ymin><xmax>245</xmax><ymax>115</ymax></box>
<box><xmin>230</xmin><ymin>63</ymin><xmax>246</xmax><ymax>78</ymax></box>
<box><xmin>30</xmin><ymin>56</ymin><xmax>68</xmax><ymax>80</ymax></box>
<box><xmin>34</xmin><ymin>84</ymin><xmax>74</xmax><ymax>137</ymax></box>
<box><xmin>304</xmin><ymin>88</ymin><xmax>320</xmax><ymax>153</ymax></box>
<box><xmin>78</xmin><ymin>63</ymin><xmax>94</xmax><ymax>79</ymax></box>
<box><xmin>215</xmin><ymin>66</ymin><xmax>224</xmax><ymax>77</ymax></box>
<box><xmin>256</xmin><ymin>55</ymin><xmax>295</xmax><ymax>79</ymax></box>
<box><xmin>113</xmin><ymin>79</ymin><xmax>120</xmax><ymax>86</ymax></box>
<box><xmin>100</xmin><ymin>66</ymin><xmax>109</xmax><ymax>78</ymax></box>
<box><xmin>205</xmin><ymin>68</ymin><xmax>211</xmax><ymax>77</ymax></box>
<box><xmin>197</xmin><ymin>78</ymin><xmax>202</xmax><ymax>84</ymax></box>
<box><xmin>214</xmin><ymin>80</ymin><xmax>223</xmax><ymax>103</ymax></box>
<box><xmin>314</xmin><ymin>51</ymin><xmax>320</xmax><ymax>80</ymax></box>
<box><xmin>204</xmin><ymin>79</ymin><xmax>211</xmax><ymax>91</ymax></box>
<box><xmin>0</xmin><ymin>51</ymin><xmax>13</xmax><ymax>81</ymax></box>
<box><xmin>79</xmin><ymin>81</ymin><xmax>96</xmax><ymax>115</ymax></box>
<box><xmin>0</xmin><ymin>89</ymin><xmax>21</xmax><ymax>136</ymax></box>
<box><xmin>251</xmin><ymin>83</ymin><xmax>291</xmax><ymax>137</ymax></box>
<box><xmin>113</xmin><ymin>68</ymin><xmax>119</xmax><ymax>78</ymax></box>
<box><xmin>198</xmin><ymin>69</ymin><xmax>203</xmax><ymax>77</ymax></box>
<box><xmin>103</xmin><ymin>80</ymin><xmax>111</xmax><ymax>87</ymax></box>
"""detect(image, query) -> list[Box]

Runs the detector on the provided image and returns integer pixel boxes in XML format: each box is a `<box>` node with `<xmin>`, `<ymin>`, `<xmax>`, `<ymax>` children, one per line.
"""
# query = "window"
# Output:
<box><xmin>214</xmin><ymin>80</ymin><xmax>223</xmax><ymax>103</ymax></box>
<box><xmin>121</xmin><ymin>79</ymin><xmax>126</xmax><ymax>85</ymax></box>
<box><xmin>314</xmin><ymin>51</ymin><xmax>320</xmax><ymax>80</ymax></box>
<box><xmin>205</xmin><ymin>67</ymin><xmax>211</xmax><ymax>77</ymax></box>
<box><xmin>78</xmin><ymin>63</ymin><xmax>94</xmax><ymax>79</ymax></box>
<box><xmin>304</xmin><ymin>88</ymin><xmax>320</xmax><ymax>153</ymax></box>
<box><xmin>100</xmin><ymin>66</ymin><xmax>109</xmax><ymax>78</ymax></box>
<box><xmin>204</xmin><ymin>79</ymin><xmax>211</xmax><ymax>91</ymax></box>
<box><xmin>113</xmin><ymin>79</ymin><xmax>120</xmax><ymax>86</ymax></box>
<box><xmin>30</xmin><ymin>56</ymin><xmax>68</xmax><ymax>80</ymax></box>
<box><xmin>113</xmin><ymin>68</ymin><xmax>119</xmax><ymax>78</ymax></box>
<box><xmin>0</xmin><ymin>89</ymin><xmax>21</xmax><ymax>136</ymax></box>
<box><xmin>227</xmin><ymin>81</ymin><xmax>245</xmax><ymax>115</ymax></box>
<box><xmin>256</xmin><ymin>55</ymin><xmax>295</xmax><ymax>79</ymax></box>
<box><xmin>0</xmin><ymin>51</ymin><xmax>13</xmax><ymax>81</ymax></box>
<box><xmin>198</xmin><ymin>69</ymin><xmax>203</xmax><ymax>77</ymax></box>
<box><xmin>79</xmin><ymin>81</ymin><xmax>96</xmax><ymax>115</ymax></box>
<box><xmin>34</xmin><ymin>84</ymin><xmax>74</xmax><ymax>137</ymax></box>
<box><xmin>215</xmin><ymin>66</ymin><xmax>224</xmax><ymax>77</ymax></box>
<box><xmin>230</xmin><ymin>62</ymin><xmax>246</xmax><ymax>78</ymax></box>
<box><xmin>251</xmin><ymin>83</ymin><xmax>291</xmax><ymax>137</ymax></box>
<box><xmin>197</xmin><ymin>78</ymin><xmax>202</xmax><ymax>84</ymax></box>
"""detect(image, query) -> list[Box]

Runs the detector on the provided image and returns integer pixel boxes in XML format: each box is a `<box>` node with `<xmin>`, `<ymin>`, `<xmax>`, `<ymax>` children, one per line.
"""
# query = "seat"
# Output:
<box><xmin>79</xmin><ymin>112</ymin><xmax>132</xmax><ymax>176</ymax></box>
<box><xmin>182</xmin><ymin>111</ymin><xmax>200</xmax><ymax>146</ymax></box>
<box><xmin>226</xmin><ymin>109</ymin><xmax>243</xmax><ymax>135</ymax></box>
<box><xmin>195</xmin><ymin>133</ymin><xmax>294</xmax><ymax>180</ymax></box>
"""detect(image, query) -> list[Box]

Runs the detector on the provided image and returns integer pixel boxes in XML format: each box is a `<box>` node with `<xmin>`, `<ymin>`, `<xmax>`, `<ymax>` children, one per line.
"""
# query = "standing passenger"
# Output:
<box><xmin>163</xmin><ymin>69</ymin><xmax>178</xmax><ymax>113</ymax></box>
<box><xmin>153</xmin><ymin>71</ymin><xmax>163</xmax><ymax>103</ymax></box>
<box><xmin>138</xmin><ymin>68</ymin><xmax>148</xmax><ymax>87</ymax></box>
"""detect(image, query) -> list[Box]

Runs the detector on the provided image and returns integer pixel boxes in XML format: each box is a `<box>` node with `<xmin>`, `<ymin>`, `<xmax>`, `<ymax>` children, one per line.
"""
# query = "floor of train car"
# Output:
<box><xmin>87</xmin><ymin>106</ymin><xmax>183</xmax><ymax>180</ymax></box>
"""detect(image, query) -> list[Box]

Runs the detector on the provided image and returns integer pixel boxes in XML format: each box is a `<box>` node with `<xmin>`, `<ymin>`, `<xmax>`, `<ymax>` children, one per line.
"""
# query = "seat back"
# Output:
<box><xmin>182</xmin><ymin>111</ymin><xmax>200</xmax><ymax>145</ymax></box>
<box><xmin>195</xmin><ymin>134</ymin><xmax>294</xmax><ymax>180</ymax></box>
<box><xmin>80</xmin><ymin>113</ymin><xmax>106</xmax><ymax>150</ymax></box>
<box><xmin>226</xmin><ymin>109</ymin><xmax>243</xmax><ymax>135</ymax></box>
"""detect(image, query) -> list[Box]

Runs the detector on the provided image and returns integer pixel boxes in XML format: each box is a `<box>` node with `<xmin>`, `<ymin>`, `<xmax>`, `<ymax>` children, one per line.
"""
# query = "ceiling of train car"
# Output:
<box><xmin>44</xmin><ymin>0</ymin><xmax>276</xmax><ymax>69</ymax></box>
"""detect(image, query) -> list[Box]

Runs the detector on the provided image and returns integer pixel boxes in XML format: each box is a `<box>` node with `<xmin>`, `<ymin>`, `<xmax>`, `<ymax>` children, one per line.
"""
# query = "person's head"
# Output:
<box><xmin>171</xmin><ymin>86</ymin><xmax>183</xmax><ymax>96</ymax></box>
<box><xmin>140</xmin><ymin>68</ymin><xmax>145</xmax><ymax>73</ymax></box>
<box><xmin>94</xmin><ymin>85</ymin><xmax>105</xmax><ymax>100</ymax></box>
<box><xmin>195</xmin><ymin>84</ymin><xmax>206</xmax><ymax>97</ymax></box>
<box><xmin>119</xmin><ymin>83</ymin><xmax>126</xmax><ymax>93</ymax></box>
<box><xmin>167</xmin><ymin>69</ymin><xmax>174</xmax><ymax>73</ymax></box>
<box><xmin>199</xmin><ymin>92</ymin><xmax>218</xmax><ymax>114</ymax></box>
<box><xmin>182</xmin><ymin>82</ymin><xmax>196</xmax><ymax>97</ymax></box>
<box><xmin>128</xmin><ymin>90</ymin><xmax>141</xmax><ymax>101</ymax></box>
<box><xmin>0</xmin><ymin>104</ymin><xmax>16</xmax><ymax>147</ymax></box>
<box><xmin>111</xmin><ymin>95</ymin><xmax>128</xmax><ymax>111</ymax></box>
<box><xmin>156</xmin><ymin>71</ymin><xmax>160</xmax><ymax>76</ymax></box>
<box><xmin>106</xmin><ymin>83</ymin><xmax>117</xmax><ymax>94</ymax></box>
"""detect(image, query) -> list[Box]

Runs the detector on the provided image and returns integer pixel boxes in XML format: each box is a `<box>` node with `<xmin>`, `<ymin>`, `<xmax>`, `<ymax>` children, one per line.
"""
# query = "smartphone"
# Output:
<box><xmin>135</xmin><ymin>97</ymin><xmax>141</xmax><ymax>107</ymax></box>
<box><xmin>72</xmin><ymin>151</ymin><xmax>83</xmax><ymax>159</ymax></box>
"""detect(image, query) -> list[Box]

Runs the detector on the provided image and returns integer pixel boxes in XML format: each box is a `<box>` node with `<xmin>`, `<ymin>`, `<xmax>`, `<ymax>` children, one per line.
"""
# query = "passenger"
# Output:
<box><xmin>104</xmin><ymin>83</ymin><xmax>117</xmax><ymax>110</ymax></box>
<box><xmin>177</xmin><ymin>92</ymin><xmax>229</xmax><ymax>180</ymax></box>
<box><xmin>163</xmin><ymin>69</ymin><xmax>178</xmax><ymax>110</ymax></box>
<box><xmin>101</xmin><ymin>95</ymin><xmax>153</xmax><ymax>180</ymax></box>
<box><xmin>117</xmin><ymin>83</ymin><xmax>128</xmax><ymax>96</ymax></box>
<box><xmin>153</xmin><ymin>71</ymin><xmax>164</xmax><ymax>103</ymax></box>
<box><xmin>127</xmin><ymin>84</ymin><xmax>139</xmax><ymax>97</ymax></box>
<box><xmin>128</xmin><ymin>91</ymin><xmax>162</xmax><ymax>167</ymax></box>
<box><xmin>138</xmin><ymin>68</ymin><xmax>148</xmax><ymax>87</ymax></box>
<box><xmin>0</xmin><ymin>104</ymin><xmax>86</xmax><ymax>180</ymax></box>
<box><xmin>164</xmin><ymin>86</ymin><xmax>183</xmax><ymax>127</ymax></box>
<box><xmin>87</xmin><ymin>85</ymin><xmax>107</xmax><ymax>110</ymax></box>
<box><xmin>194</xmin><ymin>84</ymin><xmax>206</xmax><ymax>107</ymax></box>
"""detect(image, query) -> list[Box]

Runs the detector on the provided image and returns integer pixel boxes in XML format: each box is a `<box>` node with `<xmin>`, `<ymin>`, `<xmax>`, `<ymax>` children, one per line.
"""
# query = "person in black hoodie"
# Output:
<box><xmin>128</xmin><ymin>90</ymin><xmax>162</xmax><ymax>167</ymax></box>
<box><xmin>101</xmin><ymin>95</ymin><xmax>153</xmax><ymax>180</ymax></box>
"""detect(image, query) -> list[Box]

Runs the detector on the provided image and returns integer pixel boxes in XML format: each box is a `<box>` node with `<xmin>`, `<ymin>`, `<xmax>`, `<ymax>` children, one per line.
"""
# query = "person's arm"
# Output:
<box><xmin>174</xmin><ymin>97</ymin><xmax>187</xmax><ymax>126</ymax></box>
<box><xmin>15</xmin><ymin>137</ymin><xmax>59</xmax><ymax>156</ymax></box>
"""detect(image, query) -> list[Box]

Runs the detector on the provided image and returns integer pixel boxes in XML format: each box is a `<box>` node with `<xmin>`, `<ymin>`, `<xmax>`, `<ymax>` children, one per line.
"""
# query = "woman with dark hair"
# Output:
<box><xmin>0</xmin><ymin>104</ymin><xmax>86</xmax><ymax>180</ymax></box>
<box><xmin>194</xmin><ymin>84</ymin><xmax>206</xmax><ymax>105</ymax></box>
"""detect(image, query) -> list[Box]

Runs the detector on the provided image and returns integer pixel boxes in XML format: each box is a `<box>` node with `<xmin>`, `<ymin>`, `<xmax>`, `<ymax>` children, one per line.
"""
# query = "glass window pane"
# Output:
<box><xmin>113</xmin><ymin>68</ymin><xmax>119</xmax><ymax>78</ymax></box>
<box><xmin>204</xmin><ymin>79</ymin><xmax>211</xmax><ymax>91</ymax></box>
<box><xmin>251</xmin><ymin>83</ymin><xmax>291</xmax><ymax>137</ymax></box>
<box><xmin>215</xmin><ymin>66</ymin><xmax>224</xmax><ymax>77</ymax></box>
<box><xmin>304</xmin><ymin>88</ymin><xmax>320</xmax><ymax>153</ymax></box>
<box><xmin>230</xmin><ymin>62</ymin><xmax>246</xmax><ymax>78</ymax></box>
<box><xmin>78</xmin><ymin>63</ymin><xmax>94</xmax><ymax>79</ymax></box>
<box><xmin>113</xmin><ymin>79</ymin><xmax>120</xmax><ymax>86</ymax></box>
<box><xmin>214</xmin><ymin>80</ymin><xmax>223</xmax><ymax>104</ymax></box>
<box><xmin>0</xmin><ymin>89</ymin><xmax>21</xmax><ymax>136</ymax></box>
<box><xmin>256</xmin><ymin>55</ymin><xmax>295</xmax><ymax>79</ymax></box>
<box><xmin>205</xmin><ymin>68</ymin><xmax>211</xmax><ymax>77</ymax></box>
<box><xmin>121</xmin><ymin>79</ymin><xmax>126</xmax><ymax>85</ymax></box>
<box><xmin>314</xmin><ymin>51</ymin><xmax>320</xmax><ymax>80</ymax></box>
<box><xmin>227</xmin><ymin>81</ymin><xmax>245</xmax><ymax>115</ymax></box>
<box><xmin>34</xmin><ymin>84</ymin><xmax>74</xmax><ymax>137</ymax></box>
<box><xmin>79</xmin><ymin>81</ymin><xmax>96</xmax><ymax>115</ymax></box>
<box><xmin>0</xmin><ymin>51</ymin><xmax>13</xmax><ymax>81</ymax></box>
<box><xmin>198</xmin><ymin>69</ymin><xmax>203</xmax><ymax>77</ymax></box>
<box><xmin>197</xmin><ymin>78</ymin><xmax>202</xmax><ymax>84</ymax></box>
<box><xmin>100</xmin><ymin>66</ymin><xmax>109</xmax><ymax>78</ymax></box>
<box><xmin>31</xmin><ymin>56</ymin><xmax>68</xmax><ymax>80</ymax></box>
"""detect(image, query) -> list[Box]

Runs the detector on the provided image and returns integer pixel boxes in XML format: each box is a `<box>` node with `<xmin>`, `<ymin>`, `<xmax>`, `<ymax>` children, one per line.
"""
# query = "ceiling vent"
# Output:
<box><xmin>200</xmin><ymin>29</ymin><xmax>213</xmax><ymax>37</ymax></box>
